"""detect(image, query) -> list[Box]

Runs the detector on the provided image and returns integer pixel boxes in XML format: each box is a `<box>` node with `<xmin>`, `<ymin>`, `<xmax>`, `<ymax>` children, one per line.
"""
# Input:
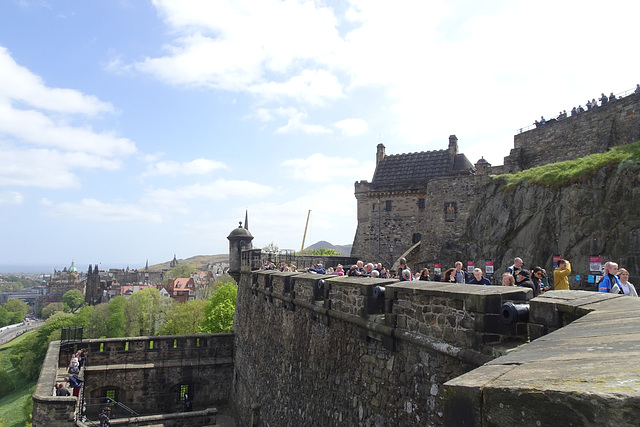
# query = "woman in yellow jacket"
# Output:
<box><xmin>553</xmin><ymin>259</ymin><xmax>571</xmax><ymax>290</ymax></box>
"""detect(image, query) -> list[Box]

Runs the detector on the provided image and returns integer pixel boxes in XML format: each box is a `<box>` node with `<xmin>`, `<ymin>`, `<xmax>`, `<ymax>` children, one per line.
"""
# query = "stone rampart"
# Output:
<box><xmin>34</xmin><ymin>334</ymin><xmax>233</xmax><ymax>427</ymax></box>
<box><xmin>232</xmin><ymin>269</ymin><xmax>531</xmax><ymax>426</ymax></box>
<box><xmin>506</xmin><ymin>92</ymin><xmax>640</xmax><ymax>172</ymax></box>
<box><xmin>444</xmin><ymin>290</ymin><xmax>640</xmax><ymax>426</ymax></box>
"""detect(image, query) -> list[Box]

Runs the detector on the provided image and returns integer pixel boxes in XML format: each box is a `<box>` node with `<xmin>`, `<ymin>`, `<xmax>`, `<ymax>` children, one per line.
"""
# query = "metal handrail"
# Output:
<box><xmin>517</xmin><ymin>86</ymin><xmax>639</xmax><ymax>134</ymax></box>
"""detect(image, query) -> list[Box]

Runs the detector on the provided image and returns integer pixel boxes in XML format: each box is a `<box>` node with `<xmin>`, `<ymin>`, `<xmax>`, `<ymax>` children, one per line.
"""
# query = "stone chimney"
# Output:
<box><xmin>448</xmin><ymin>135</ymin><xmax>458</xmax><ymax>157</ymax></box>
<box><xmin>376</xmin><ymin>143</ymin><xmax>386</xmax><ymax>166</ymax></box>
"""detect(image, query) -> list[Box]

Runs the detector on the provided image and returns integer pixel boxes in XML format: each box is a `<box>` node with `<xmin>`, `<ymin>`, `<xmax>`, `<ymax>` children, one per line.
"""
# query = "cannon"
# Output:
<box><xmin>500</xmin><ymin>302</ymin><xmax>529</xmax><ymax>325</ymax></box>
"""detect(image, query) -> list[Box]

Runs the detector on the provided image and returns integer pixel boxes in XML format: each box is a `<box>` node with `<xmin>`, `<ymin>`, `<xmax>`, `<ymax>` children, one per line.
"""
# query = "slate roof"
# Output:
<box><xmin>372</xmin><ymin>149</ymin><xmax>474</xmax><ymax>187</ymax></box>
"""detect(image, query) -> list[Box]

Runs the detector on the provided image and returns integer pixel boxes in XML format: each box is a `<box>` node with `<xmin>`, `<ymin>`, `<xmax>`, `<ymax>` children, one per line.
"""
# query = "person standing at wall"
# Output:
<box><xmin>553</xmin><ymin>259</ymin><xmax>572</xmax><ymax>290</ymax></box>
<box><xmin>467</xmin><ymin>268</ymin><xmax>491</xmax><ymax>285</ymax></box>
<box><xmin>610</xmin><ymin>268</ymin><xmax>638</xmax><ymax>296</ymax></box>
<box><xmin>454</xmin><ymin>261</ymin><xmax>466</xmax><ymax>283</ymax></box>
<box><xmin>598</xmin><ymin>261</ymin><xmax>621</xmax><ymax>293</ymax></box>
<box><xmin>506</xmin><ymin>258</ymin><xmax>524</xmax><ymax>277</ymax></box>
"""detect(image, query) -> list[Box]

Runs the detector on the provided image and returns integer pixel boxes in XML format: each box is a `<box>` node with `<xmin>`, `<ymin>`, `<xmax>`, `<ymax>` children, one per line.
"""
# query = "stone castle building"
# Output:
<box><xmin>352</xmin><ymin>90</ymin><xmax>640</xmax><ymax>282</ymax></box>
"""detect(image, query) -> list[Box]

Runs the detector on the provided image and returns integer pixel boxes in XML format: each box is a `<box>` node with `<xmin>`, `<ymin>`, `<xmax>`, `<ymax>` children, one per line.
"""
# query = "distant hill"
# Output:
<box><xmin>147</xmin><ymin>254</ymin><xmax>228</xmax><ymax>272</ymax></box>
<box><xmin>304</xmin><ymin>241</ymin><xmax>352</xmax><ymax>256</ymax></box>
<box><xmin>147</xmin><ymin>241</ymin><xmax>352</xmax><ymax>272</ymax></box>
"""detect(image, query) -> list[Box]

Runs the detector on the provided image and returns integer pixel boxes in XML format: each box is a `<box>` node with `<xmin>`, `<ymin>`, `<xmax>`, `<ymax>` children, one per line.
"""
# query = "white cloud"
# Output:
<box><xmin>0</xmin><ymin>190</ymin><xmax>24</xmax><ymax>205</ymax></box>
<box><xmin>142</xmin><ymin>179</ymin><xmax>274</xmax><ymax>211</ymax></box>
<box><xmin>250</xmin><ymin>69</ymin><xmax>344</xmax><ymax>106</ymax></box>
<box><xmin>44</xmin><ymin>198</ymin><xmax>164</xmax><ymax>223</ymax></box>
<box><xmin>334</xmin><ymin>118</ymin><xmax>368</xmax><ymax>136</ymax></box>
<box><xmin>143</xmin><ymin>158</ymin><xmax>228</xmax><ymax>177</ymax></box>
<box><xmin>0</xmin><ymin>46</ymin><xmax>114</xmax><ymax>115</ymax></box>
<box><xmin>0</xmin><ymin>46</ymin><xmax>138</xmax><ymax>190</ymax></box>
<box><xmin>281</xmin><ymin>153</ymin><xmax>375</xmax><ymax>182</ymax></box>
<box><xmin>274</xmin><ymin>109</ymin><xmax>331</xmax><ymax>135</ymax></box>
<box><xmin>0</xmin><ymin>146</ymin><xmax>122</xmax><ymax>189</ymax></box>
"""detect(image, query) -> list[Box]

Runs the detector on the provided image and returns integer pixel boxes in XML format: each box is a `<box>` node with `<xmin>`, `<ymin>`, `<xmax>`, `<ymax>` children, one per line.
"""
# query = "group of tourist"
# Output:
<box><xmin>55</xmin><ymin>349</ymin><xmax>86</xmax><ymax>398</ymax></box>
<box><xmin>534</xmin><ymin>85</ymin><xmax>640</xmax><ymax>127</ymax></box>
<box><xmin>267</xmin><ymin>255</ymin><xmax>637</xmax><ymax>297</ymax></box>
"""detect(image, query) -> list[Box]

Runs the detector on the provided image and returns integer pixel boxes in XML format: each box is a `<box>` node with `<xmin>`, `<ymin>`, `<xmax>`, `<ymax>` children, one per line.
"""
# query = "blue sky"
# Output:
<box><xmin>1</xmin><ymin>0</ymin><xmax>638</xmax><ymax>272</ymax></box>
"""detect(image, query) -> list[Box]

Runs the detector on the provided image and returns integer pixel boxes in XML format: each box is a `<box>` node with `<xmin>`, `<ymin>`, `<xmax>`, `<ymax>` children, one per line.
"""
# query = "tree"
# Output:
<box><xmin>200</xmin><ymin>283</ymin><xmax>238</xmax><ymax>333</ymax></box>
<box><xmin>3</xmin><ymin>299</ymin><xmax>30</xmax><ymax>323</ymax></box>
<box><xmin>41</xmin><ymin>302</ymin><xmax>64</xmax><ymax>319</ymax></box>
<box><xmin>196</xmin><ymin>273</ymin><xmax>235</xmax><ymax>300</ymax></box>
<box><xmin>311</xmin><ymin>247</ymin><xmax>341</xmax><ymax>256</ymax></box>
<box><xmin>62</xmin><ymin>289</ymin><xmax>84</xmax><ymax>312</ymax></box>
<box><xmin>106</xmin><ymin>296</ymin><xmax>126</xmax><ymax>338</ymax></box>
<box><xmin>262</xmin><ymin>242</ymin><xmax>279</xmax><ymax>253</ymax></box>
<box><xmin>167</xmin><ymin>264</ymin><xmax>197</xmax><ymax>280</ymax></box>
<box><xmin>158</xmin><ymin>299</ymin><xmax>207</xmax><ymax>335</ymax></box>
<box><xmin>124</xmin><ymin>288</ymin><xmax>172</xmax><ymax>337</ymax></box>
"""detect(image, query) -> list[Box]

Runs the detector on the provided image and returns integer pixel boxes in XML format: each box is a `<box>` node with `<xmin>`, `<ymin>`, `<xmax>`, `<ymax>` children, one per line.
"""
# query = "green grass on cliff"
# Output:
<box><xmin>493</xmin><ymin>140</ymin><xmax>640</xmax><ymax>189</ymax></box>
<box><xmin>0</xmin><ymin>330</ymin><xmax>38</xmax><ymax>427</ymax></box>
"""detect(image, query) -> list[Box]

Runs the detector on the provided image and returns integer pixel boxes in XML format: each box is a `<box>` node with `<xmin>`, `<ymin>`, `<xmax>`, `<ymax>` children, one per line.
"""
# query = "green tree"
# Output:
<box><xmin>196</xmin><ymin>273</ymin><xmax>235</xmax><ymax>300</ymax></box>
<box><xmin>106</xmin><ymin>296</ymin><xmax>126</xmax><ymax>338</ymax></box>
<box><xmin>311</xmin><ymin>247</ymin><xmax>341</xmax><ymax>256</ymax></box>
<box><xmin>262</xmin><ymin>242</ymin><xmax>279</xmax><ymax>253</ymax></box>
<box><xmin>167</xmin><ymin>264</ymin><xmax>197</xmax><ymax>279</ymax></box>
<box><xmin>41</xmin><ymin>302</ymin><xmax>64</xmax><ymax>319</ymax></box>
<box><xmin>0</xmin><ymin>307</ymin><xmax>10</xmax><ymax>327</ymax></box>
<box><xmin>124</xmin><ymin>288</ymin><xmax>171</xmax><ymax>337</ymax></box>
<box><xmin>62</xmin><ymin>289</ymin><xmax>84</xmax><ymax>312</ymax></box>
<box><xmin>0</xmin><ymin>370</ymin><xmax>15</xmax><ymax>398</ymax></box>
<box><xmin>3</xmin><ymin>299</ymin><xmax>30</xmax><ymax>323</ymax></box>
<box><xmin>200</xmin><ymin>283</ymin><xmax>238</xmax><ymax>333</ymax></box>
<box><xmin>158</xmin><ymin>299</ymin><xmax>207</xmax><ymax>335</ymax></box>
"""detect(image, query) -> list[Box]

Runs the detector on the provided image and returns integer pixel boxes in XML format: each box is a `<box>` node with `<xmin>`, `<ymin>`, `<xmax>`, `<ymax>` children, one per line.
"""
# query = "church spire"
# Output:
<box><xmin>244</xmin><ymin>209</ymin><xmax>249</xmax><ymax>230</ymax></box>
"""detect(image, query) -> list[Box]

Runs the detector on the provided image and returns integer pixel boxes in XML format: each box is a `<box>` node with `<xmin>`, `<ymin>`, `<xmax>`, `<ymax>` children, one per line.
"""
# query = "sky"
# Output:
<box><xmin>1</xmin><ymin>0</ymin><xmax>639</xmax><ymax>272</ymax></box>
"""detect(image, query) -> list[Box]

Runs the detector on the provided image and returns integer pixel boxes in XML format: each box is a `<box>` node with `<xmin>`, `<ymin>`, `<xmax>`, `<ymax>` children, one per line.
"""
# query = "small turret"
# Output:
<box><xmin>227</xmin><ymin>221</ymin><xmax>254</xmax><ymax>282</ymax></box>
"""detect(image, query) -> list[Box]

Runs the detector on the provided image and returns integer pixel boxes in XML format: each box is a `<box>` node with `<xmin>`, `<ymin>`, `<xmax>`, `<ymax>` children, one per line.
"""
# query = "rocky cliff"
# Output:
<box><xmin>462</xmin><ymin>158</ymin><xmax>640</xmax><ymax>286</ymax></box>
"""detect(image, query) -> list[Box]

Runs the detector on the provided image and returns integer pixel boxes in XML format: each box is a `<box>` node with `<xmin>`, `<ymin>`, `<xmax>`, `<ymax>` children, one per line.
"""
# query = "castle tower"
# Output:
<box><xmin>474</xmin><ymin>157</ymin><xmax>491</xmax><ymax>175</ymax></box>
<box><xmin>227</xmin><ymin>221</ymin><xmax>254</xmax><ymax>282</ymax></box>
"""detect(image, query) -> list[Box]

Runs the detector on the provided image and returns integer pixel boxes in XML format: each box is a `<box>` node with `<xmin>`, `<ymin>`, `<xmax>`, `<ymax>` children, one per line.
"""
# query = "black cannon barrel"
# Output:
<box><xmin>317</xmin><ymin>279</ymin><xmax>325</xmax><ymax>290</ymax></box>
<box><xmin>500</xmin><ymin>302</ymin><xmax>529</xmax><ymax>325</ymax></box>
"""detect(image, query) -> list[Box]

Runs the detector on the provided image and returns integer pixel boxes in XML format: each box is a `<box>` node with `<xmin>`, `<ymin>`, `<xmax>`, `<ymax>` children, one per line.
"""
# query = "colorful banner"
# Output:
<box><xmin>467</xmin><ymin>260</ymin><xmax>474</xmax><ymax>274</ymax></box>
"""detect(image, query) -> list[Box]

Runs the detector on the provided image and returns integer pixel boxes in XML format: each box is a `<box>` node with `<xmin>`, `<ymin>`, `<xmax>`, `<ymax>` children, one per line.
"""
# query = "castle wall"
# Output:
<box><xmin>232</xmin><ymin>270</ymin><xmax>530</xmax><ymax>426</ymax></box>
<box><xmin>352</xmin><ymin>175</ymin><xmax>490</xmax><ymax>271</ymax></box>
<box><xmin>505</xmin><ymin>92</ymin><xmax>640</xmax><ymax>172</ymax></box>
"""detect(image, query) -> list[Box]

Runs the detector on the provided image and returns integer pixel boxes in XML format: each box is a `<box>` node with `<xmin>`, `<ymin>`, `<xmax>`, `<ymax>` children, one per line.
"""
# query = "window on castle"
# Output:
<box><xmin>418</xmin><ymin>198</ymin><xmax>425</xmax><ymax>210</ymax></box>
<box><xmin>179</xmin><ymin>384</ymin><xmax>189</xmax><ymax>400</ymax></box>
<box><xmin>106</xmin><ymin>389</ymin><xmax>116</xmax><ymax>401</ymax></box>
<box><xmin>385</xmin><ymin>200</ymin><xmax>392</xmax><ymax>211</ymax></box>
<box><xmin>444</xmin><ymin>202</ymin><xmax>457</xmax><ymax>222</ymax></box>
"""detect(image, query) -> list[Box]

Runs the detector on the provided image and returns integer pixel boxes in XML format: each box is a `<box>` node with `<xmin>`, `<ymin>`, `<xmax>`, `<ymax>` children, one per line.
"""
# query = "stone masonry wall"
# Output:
<box><xmin>505</xmin><ymin>92</ymin><xmax>640</xmax><ymax>172</ymax></box>
<box><xmin>232</xmin><ymin>269</ymin><xmax>530</xmax><ymax>426</ymax></box>
<box><xmin>352</xmin><ymin>175</ymin><xmax>490</xmax><ymax>273</ymax></box>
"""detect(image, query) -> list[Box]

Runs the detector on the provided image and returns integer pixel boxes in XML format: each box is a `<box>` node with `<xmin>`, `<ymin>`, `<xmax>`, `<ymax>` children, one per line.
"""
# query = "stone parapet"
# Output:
<box><xmin>234</xmin><ymin>270</ymin><xmax>532</xmax><ymax>426</ymax></box>
<box><xmin>444</xmin><ymin>290</ymin><xmax>640</xmax><ymax>426</ymax></box>
<box><xmin>32</xmin><ymin>341</ymin><xmax>77</xmax><ymax>427</ymax></box>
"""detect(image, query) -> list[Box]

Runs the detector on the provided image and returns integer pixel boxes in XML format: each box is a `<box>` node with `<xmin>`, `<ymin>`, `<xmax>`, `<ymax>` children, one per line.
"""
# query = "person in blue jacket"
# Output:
<box><xmin>467</xmin><ymin>268</ymin><xmax>492</xmax><ymax>285</ymax></box>
<box><xmin>598</xmin><ymin>261</ymin><xmax>621</xmax><ymax>292</ymax></box>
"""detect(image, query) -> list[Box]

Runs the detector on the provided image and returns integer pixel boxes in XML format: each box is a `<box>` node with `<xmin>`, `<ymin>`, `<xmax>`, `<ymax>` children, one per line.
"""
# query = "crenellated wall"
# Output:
<box><xmin>231</xmin><ymin>269</ymin><xmax>531</xmax><ymax>426</ymax></box>
<box><xmin>505</xmin><ymin>92</ymin><xmax>640</xmax><ymax>172</ymax></box>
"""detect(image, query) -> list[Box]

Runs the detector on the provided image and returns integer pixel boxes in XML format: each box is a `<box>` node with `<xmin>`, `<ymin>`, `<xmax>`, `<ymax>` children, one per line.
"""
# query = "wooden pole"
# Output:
<box><xmin>301</xmin><ymin>210</ymin><xmax>311</xmax><ymax>252</ymax></box>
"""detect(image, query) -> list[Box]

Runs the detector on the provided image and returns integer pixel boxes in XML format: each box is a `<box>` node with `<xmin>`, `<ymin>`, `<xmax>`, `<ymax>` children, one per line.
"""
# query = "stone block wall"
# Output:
<box><xmin>232</xmin><ymin>270</ymin><xmax>531</xmax><ymax>426</ymax></box>
<box><xmin>444</xmin><ymin>290</ymin><xmax>640</xmax><ymax>426</ymax></box>
<box><xmin>352</xmin><ymin>174</ymin><xmax>491</xmax><ymax>272</ymax></box>
<box><xmin>505</xmin><ymin>92</ymin><xmax>640</xmax><ymax>173</ymax></box>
